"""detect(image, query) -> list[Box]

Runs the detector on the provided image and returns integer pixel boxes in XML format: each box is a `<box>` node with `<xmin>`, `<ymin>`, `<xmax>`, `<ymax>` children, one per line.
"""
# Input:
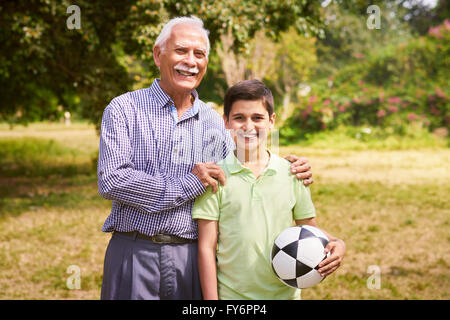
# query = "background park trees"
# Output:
<box><xmin>1</xmin><ymin>0</ymin><xmax>448</xmax><ymax>140</ymax></box>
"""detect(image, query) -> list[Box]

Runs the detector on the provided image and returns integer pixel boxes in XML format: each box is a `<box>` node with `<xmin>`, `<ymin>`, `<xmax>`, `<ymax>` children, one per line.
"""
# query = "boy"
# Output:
<box><xmin>192</xmin><ymin>80</ymin><xmax>345</xmax><ymax>300</ymax></box>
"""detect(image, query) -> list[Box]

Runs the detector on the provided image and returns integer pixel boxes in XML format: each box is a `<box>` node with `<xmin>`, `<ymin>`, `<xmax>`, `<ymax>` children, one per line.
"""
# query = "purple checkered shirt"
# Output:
<box><xmin>98</xmin><ymin>79</ymin><xmax>233</xmax><ymax>239</ymax></box>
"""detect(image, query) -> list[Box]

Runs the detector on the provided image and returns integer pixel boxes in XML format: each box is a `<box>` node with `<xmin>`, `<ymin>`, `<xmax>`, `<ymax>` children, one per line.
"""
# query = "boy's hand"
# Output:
<box><xmin>317</xmin><ymin>239</ymin><xmax>346</xmax><ymax>277</ymax></box>
<box><xmin>285</xmin><ymin>155</ymin><xmax>313</xmax><ymax>186</ymax></box>
<box><xmin>192</xmin><ymin>162</ymin><xmax>226</xmax><ymax>193</ymax></box>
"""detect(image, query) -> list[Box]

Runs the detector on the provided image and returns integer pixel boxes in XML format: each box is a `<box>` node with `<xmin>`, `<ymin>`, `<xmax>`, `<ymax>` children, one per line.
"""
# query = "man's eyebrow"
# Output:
<box><xmin>174</xmin><ymin>42</ymin><xmax>207</xmax><ymax>52</ymax></box>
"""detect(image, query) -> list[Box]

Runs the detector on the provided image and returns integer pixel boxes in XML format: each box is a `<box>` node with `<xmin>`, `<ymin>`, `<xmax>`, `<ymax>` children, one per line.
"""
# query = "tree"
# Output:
<box><xmin>269</xmin><ymin>29</ymin><xmax>317</xmax><ymax>125</ymax></box>
<box><xmin>0</xmin><ymin>0</ymin><xmax>324</xmax><ymax>129</ymax></box>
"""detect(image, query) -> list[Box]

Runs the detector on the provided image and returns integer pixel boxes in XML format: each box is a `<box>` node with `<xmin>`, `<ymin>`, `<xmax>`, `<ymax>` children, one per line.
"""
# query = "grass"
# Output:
<box><xmin>0</xmin><ymin>121</ymin><xmax>449</xmax><ymax>299</ymax></box>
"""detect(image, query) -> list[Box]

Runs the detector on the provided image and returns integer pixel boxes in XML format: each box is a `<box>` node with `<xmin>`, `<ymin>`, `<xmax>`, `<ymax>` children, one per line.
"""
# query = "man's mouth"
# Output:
<box><xmin>174</xmin><ymin>65</ymin><xmax>199</xmax><ymax>77</ymax></box>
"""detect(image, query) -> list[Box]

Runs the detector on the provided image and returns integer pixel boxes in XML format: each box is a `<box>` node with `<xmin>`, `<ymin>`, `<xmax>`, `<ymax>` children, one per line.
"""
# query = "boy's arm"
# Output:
<box><xmin>197</xmin><ymin>219</ymin><xmax>219</xmax><ymax>300</ymax></box>
<box><xmin>295</xmin><ymin>217</ymin><xmax>346</xmax><ymax>277</ymax></box>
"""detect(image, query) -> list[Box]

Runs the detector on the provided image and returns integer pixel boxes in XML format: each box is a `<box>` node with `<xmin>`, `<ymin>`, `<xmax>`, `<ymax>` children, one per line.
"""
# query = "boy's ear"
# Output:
<box><xmin>223</xmin><ymin>114</ymin><xmax>229</xmax><ymax>128</ymax></box>
<box><xmin>269</xmin><ymin>113</ymin><xmax>276</xmax><ymax>129</ymax></box>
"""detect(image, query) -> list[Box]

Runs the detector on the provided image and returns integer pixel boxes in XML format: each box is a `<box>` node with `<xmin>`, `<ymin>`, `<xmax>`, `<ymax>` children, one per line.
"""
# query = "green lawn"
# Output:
<box><xmin>0</xmin><ymin>122</ymin><xmax>448</xmax><ymax>299</ymax></box>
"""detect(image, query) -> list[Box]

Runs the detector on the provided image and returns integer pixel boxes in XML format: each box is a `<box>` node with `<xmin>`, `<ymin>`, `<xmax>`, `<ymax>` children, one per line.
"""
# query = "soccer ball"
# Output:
<box><xmin>271</xmin><ymin>225</ymin><xmax>329</xmax><ymax>289</ymax></box>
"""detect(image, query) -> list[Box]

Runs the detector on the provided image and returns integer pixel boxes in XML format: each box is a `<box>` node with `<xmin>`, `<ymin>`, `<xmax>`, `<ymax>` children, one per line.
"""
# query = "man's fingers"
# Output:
<box><xmin>302</xmin><ymin>177</ymin><xmax>314</xmax><ymax>186</ymax></box>
<box><xmin>284</xmin><ymin>155</ymin><xmax>299</xmax><ymax>163</ymax></box>
<box><xmin>296</xmin><ymin>171</ymin><xmax>312</xmax><ymax>180</ymax></box>
<box><xmin>206</xmin><ymin>176</ymin><xmax>219</xmax><ymax>193</ymax></box>
<box><xmin>206</xmin><ymin>166</ymin><xmax>226</xmax><ymax>187</ymax></box>
<box><xmin>292</xmin><ymin>163</ymin><xmax>311</xmax><ymax>174</ymax></box>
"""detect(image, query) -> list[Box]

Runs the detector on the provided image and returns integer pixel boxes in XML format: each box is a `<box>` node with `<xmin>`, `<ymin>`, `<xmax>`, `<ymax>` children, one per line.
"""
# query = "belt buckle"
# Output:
<box><xmin>151</xmin><ymin>234</ymin><xmax>171</xmax><ymax>244</ymax></box>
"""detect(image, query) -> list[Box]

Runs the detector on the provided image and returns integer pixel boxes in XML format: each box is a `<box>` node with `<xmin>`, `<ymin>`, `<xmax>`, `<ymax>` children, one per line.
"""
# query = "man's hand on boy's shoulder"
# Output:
<box><xmin>285</xmin><ymin>155</ymin><xmax>313</xmax><ymax>186</ymax></box>
<box><xmin>192</xmin><ymin>162</ymin><xmax>226</xmax><ymax>193</ymax></box>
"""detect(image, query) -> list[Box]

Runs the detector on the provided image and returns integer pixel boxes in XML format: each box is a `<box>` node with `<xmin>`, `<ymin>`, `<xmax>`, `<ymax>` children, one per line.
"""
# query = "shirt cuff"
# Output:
<box><xmin>180</xmin><ymin>172</ymin><xmax>206</xmax><ymax>200</ymax></box>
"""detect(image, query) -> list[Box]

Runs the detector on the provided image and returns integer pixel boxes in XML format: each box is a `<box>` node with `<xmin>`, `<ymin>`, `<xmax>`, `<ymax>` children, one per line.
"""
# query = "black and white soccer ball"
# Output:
<box><xmin>271</xmin><ymin>225</ymin><xmax>330</xmax><ymax>289</ymax></box>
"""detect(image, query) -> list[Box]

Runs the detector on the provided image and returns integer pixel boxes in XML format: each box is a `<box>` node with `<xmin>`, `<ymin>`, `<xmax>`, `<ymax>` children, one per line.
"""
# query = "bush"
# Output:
<box><xmin>281</xmin><ymin>20</ymin><xmax>450</xmax><ymax>144</ymax></box>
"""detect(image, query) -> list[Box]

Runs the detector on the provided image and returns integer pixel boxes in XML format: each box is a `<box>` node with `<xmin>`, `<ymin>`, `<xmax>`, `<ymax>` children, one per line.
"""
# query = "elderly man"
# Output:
<box><xmin>98</xmin><ymin>16</ymin><xmax>313</xmax><ymax>300</ymax></box>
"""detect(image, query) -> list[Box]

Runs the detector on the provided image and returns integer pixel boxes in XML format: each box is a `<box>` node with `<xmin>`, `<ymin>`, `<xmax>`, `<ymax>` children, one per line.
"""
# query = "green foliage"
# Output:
<box><xmin>0</xmin><ymin>0</ymin><xmax>134</xmax><ymax>129</ymax></box>
<box><xmin>281</xmin><ymin>20</ymin><xmax>450</xmax><ymax>144</ymax></box>
<box><xmin>0</xmin><ymin>0</ymin><xmax>324</xmax><ymax>130</ymax></box>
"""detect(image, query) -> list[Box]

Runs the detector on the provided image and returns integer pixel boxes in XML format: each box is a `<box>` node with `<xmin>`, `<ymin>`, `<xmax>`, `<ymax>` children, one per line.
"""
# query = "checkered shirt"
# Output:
<box><xmin>98</xmin><ymin>79</ymin><xmax>233</xmax><ymax>239</ymax></box>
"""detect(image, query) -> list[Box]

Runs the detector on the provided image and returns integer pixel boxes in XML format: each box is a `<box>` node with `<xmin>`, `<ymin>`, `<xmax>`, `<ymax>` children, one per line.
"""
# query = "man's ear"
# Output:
<box><xmin>153</xmin><ymin>45</ymin><xmax>161</xmax><ymax>68</ymax></box>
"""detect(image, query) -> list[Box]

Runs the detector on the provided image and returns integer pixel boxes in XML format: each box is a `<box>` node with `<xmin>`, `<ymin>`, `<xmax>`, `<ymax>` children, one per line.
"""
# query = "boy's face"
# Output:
<box><xmin>223</xmin><ymin>99</ymin><xmax>275</xmax><ymax>152</ymax></box>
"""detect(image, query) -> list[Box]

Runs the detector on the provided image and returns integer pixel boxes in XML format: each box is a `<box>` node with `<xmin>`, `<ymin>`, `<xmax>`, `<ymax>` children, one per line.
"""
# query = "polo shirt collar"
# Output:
<box><xmin>224</xmin><ymin>150</ymin><xmax>278</xmax><ymax>176</ymax></box>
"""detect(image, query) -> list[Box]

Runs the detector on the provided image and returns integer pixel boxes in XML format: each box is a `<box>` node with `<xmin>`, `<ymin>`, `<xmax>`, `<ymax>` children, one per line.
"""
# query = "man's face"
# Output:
<box><xmin>153</xmin><ymin>24</ymin><xmax>208</xmax><ymax>96</ymax></box>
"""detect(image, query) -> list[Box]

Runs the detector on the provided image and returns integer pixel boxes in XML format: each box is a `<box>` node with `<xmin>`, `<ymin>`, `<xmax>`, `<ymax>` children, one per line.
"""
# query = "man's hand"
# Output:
<box><xmin>192</xmin><ymin>162</ymin><xmax>226</xmax><ymax>193</ymax></box>
<box><xmin>317</xmin><ymin>239</ymin><xmax>346</xmax><ymax>277</ymax></box>
<box><xmin>285</xmin><ymin>155</ymin><xmax>313</xmax><ymax>186</ymax></box>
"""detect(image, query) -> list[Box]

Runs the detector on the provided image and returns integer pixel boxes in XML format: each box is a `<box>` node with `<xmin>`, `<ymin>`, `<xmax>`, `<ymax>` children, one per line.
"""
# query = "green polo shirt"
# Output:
<box><xmin>192</xmin><ymin>151</ymin><xmax>316</xmax><ymax>300</ymax></box>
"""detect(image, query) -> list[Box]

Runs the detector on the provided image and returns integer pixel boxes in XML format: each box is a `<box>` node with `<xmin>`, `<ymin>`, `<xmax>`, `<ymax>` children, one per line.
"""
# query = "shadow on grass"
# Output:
<box><xmin>0</xmin><ymin>137</ymin><xmax>105</xmax><ymax>218</ymax></box>
<box><xmin>0</xmin><ymin>137</ymin><xmax>97</xmax><ymax>178</ymax></box>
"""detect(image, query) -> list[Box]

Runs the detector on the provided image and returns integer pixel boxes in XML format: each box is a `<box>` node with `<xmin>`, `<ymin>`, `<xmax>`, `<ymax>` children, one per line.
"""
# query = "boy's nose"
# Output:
<box><xmin>242</xmin><ymin>119</ymin><xmax>254</xmax><ymax>131</ymax></box>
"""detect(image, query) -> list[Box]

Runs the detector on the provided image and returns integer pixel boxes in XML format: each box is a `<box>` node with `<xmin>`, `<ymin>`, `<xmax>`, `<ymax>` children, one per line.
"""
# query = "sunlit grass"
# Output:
<box><xmin>0</xmin><ymin>122</ymin><xmax>448</xmax><ymax>299</ymax></box>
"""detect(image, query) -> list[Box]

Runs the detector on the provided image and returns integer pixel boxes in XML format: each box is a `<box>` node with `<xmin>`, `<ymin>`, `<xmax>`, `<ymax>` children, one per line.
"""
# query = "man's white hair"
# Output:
<box><xmin>154</xmin><ymin>16</ymin><xmax>210</xmax><ymax>56</ymax></box>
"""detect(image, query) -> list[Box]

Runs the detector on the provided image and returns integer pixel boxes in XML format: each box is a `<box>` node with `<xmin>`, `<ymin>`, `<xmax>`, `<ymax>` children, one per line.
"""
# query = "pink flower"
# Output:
<box><xmin>445</xmin><ymin>19</ymin><xmax>450</xmax><ymax>30</ymax></box>
<box><xmin>430</xmin><ymin>106</ymin><xmax>440</xmax><ymax>115</ymax></box>
<box><xmin>338</xmin><ymin>105</ymin><xmax>345</xmax><ymax>112</ymax></box>
<box><xmin>323</xmin><ymin>99</ymin><xmax>331</xmax><ymax>105</ymax></box>
<box><xmin>435</xmin><ymin>87</ymin><xmax>446</xmax><ymax>99</ymax></box>
<box><xmin>428</xmin><ymin>25</ymin><xmax>442</xmax><ymax>38</ymax></box>
<box><xmin>377</xmin><ymin>109</ymin><xmax>386</xmax><ymax>117</ymax></box>
<box><xmin>309</xmin><ymin>95</ymin><xmax>318</xmax><ymax>103</ymax></box>
<box><xmin>407</xmin><ymin>113</ymin><xmax>418</xmax><ymax>121</ymax></box>
<box><xmin>387</xmin><ymin>97</ymin><xmax>401</xmax><ymax>104</ymax></box>
<box><xmin>301</xmin><ymin>111</ymin><xmax>308</xmax><ymax>119</ymax></box>
<box><xmin>388</xmin><ymin>106</ymin><xmax>398</xmax><ymax>113</ymax></box>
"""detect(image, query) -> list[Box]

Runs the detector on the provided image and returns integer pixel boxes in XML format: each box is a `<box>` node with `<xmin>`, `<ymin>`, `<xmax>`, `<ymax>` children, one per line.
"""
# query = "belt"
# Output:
<box><xmin>114</xmin><ymin>231</ymin><xmax>197</xmax><ymax>244</ymax></box>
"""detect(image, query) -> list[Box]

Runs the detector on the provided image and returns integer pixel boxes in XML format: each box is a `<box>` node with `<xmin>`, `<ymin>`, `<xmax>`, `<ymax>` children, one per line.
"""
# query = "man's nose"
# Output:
<box><xmin>183</xmin><ymin>50</ymin><xmax>196</xmax><ymax>66</ymax></box>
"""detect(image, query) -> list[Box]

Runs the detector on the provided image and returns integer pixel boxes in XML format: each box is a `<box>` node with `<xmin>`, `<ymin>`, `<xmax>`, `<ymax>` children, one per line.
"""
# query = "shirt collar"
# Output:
<box><xmin>223</xmin><ymin>150</ymin><xmax>278</xmax><ymax>176</ymax></box>
<box><xmin>150</xmin><ymin>79</ymin><xmax>200</xmax><ymax>116</ymax></box>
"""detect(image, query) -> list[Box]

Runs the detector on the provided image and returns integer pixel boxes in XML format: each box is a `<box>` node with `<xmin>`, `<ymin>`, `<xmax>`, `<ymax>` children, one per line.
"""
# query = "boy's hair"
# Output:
<box><xmin>223</xmin><ymin>80</ymin><xmax>274</xmax><ymax>119</ymax></box>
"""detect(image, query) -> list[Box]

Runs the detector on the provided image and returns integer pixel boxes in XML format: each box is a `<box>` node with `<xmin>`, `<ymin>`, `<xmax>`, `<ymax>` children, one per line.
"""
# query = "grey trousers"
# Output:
<box><xmin>100</xmin><ymin>232</ymin><xmax>202</xmax><ymax>300</ymax></box>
